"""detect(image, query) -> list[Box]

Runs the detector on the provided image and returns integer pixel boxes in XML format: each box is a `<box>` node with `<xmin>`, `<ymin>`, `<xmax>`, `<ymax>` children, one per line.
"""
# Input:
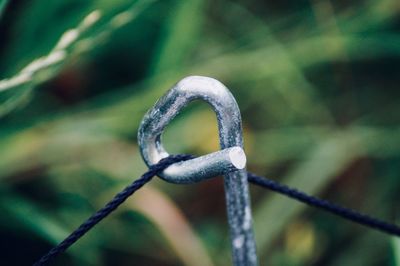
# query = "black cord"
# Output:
<box><xmin>33</xmin><ymin>154</ymin><xmax>194</xmax><ymax>266</ymax></box>
<box><xmin>248</xmin><ymin>172</ymin><xmax>400</xmax><ymax>236</ymax></box>
<box><xmin>34</xmin><ymin>155</ymin><xmax>400</xmax><ymax>265</ymax></box>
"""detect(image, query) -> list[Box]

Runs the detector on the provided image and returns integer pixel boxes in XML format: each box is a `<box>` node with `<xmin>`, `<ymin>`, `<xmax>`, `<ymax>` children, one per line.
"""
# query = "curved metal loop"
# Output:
<box><xmin>138</xmin><ymin>76</ymin><xmax>258</xmax><ymax>266</ymax></box>
<box><xmin>138</xmin><ymin>75</ymin><xmax>247</xmax><ymax>184</ymax></box>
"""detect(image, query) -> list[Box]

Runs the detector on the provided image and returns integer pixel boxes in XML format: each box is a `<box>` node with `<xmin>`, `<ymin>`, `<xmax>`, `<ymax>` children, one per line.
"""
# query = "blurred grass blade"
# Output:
<box><xmin>394</xmin><ymin>238</ymin><xmax>400</xmax><ymax>266</ymax></box>
<box><xmin>332</xmin><ymin>231</ymin><xmax>391</xmax><ymax>265</ymax></box>
<box><xmin>0</xmin><ymin>0</ymin><xmax>8</xmax><ymax>21</ymax></box>
<box><xmin>0</xmin><ymin>10</ymin><xmax>101</xmax><ymax>117</ymax></box>
<box><xmin>130</xmin><ymin>186</ymin><xmax>214</xmax><ymax>266</ymax></box>
<box><xmin>0</xmin><ymin>0</ymin><xmax>156</xmax><ymax>117</ymax></box>
<box><xmin>254</xmin><ymin>132</ymin><xmax>361</xmax><ymax>255</ymax></box>
<box><xmin>0</xmin><ymin>194</ymin><xmax>69</xmax><ymax>243</ymax></box>
<box><xmin>0</xmin><ymin>192</ymin><xmax>103</xmax><ymax>265</ymax></box>
<box><xmin>149</xmin><ymin>0</ymin><xmax>204</xmax><ymax>76</ymax></box>
<box><xmin>211</xmin><ymin>2</ymin><xmax>334</xmax><ymax>122</ymax></box>
<box><xmin>0</xmin><ymin>85</ymin><xmax>33</xmax><ymax>117</ymax></box>
<box><xmin>0</xmin><ymin>10</ymin><xmax>102</xmax><ymax>94</ymax></box>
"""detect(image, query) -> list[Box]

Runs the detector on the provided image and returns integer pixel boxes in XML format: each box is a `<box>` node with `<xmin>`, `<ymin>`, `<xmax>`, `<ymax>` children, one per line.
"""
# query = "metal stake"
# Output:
<box><xmin>138</xmin><ymin>76</ymin><xmax>258</xmax><ymax>266</ymax></box>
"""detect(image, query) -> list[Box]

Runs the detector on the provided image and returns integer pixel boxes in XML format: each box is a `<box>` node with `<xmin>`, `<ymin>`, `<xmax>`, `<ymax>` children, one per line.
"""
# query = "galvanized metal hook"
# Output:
<box><xmin>138</xmin><ymin>76</ymin><xmax>258</xmax><ymax>266</ymax></box>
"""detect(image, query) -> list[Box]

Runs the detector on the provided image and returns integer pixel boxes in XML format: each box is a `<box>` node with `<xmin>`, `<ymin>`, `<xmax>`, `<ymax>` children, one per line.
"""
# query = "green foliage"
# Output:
<box><xmin>394</xmin><ymin>238</ymin><xmax>400</xmax><ymax>265</ymax></box>
<box><xmin>1</xmin><ymin>0</ymin><xmax>399</xmax><ymax>265</ymax></box>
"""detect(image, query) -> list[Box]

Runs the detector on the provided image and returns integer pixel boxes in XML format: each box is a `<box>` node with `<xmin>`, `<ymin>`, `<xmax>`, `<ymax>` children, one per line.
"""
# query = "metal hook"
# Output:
<box><xmin>138</xmin><ymin>76</ymin><xmax>258</xmax><ymax>266</ymax></box>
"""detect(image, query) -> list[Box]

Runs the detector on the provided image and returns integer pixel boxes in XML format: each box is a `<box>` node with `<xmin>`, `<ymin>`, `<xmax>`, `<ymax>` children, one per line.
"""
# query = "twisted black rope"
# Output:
<box><xmin>248</xmin><ymin>172</ymin><xmax>400</xmax><ymax>236</ymax></box>
<box><xmin>34</xmin><ymin>155</ymin><xmax>400</xmax><ymax>265</ymax></box>
<box><xmin>33</xmin><ymin>154</ymin><xmax>194</xmax><ymax>266</ymax></box>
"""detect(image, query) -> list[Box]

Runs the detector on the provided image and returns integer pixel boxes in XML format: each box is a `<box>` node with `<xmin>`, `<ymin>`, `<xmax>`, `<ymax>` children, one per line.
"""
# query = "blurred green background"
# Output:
<box><xmin>1</xmin><ymin>0</ymin><xmax>399</xmax><ymax>265</ymax></box>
